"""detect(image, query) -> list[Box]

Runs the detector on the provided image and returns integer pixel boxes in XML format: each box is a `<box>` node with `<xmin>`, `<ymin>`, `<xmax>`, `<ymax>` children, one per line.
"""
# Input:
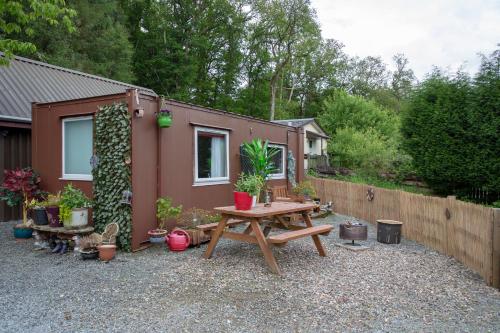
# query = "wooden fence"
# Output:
<box><xmin>309</xmin><ymin>177</ymin><xmax>500</xmax><ymax>289</ymax></box>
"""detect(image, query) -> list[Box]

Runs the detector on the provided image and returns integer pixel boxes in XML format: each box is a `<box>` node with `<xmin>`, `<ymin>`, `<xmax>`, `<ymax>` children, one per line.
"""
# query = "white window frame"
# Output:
<box><xmin>268</xmin><ymin>144</ymin><xmax>286</xmax><ymax>180</ymax></box>
<box><xmin>194</xmin><ymin>126</ymin><xmax>230</xmax><ymax>185</ymax></box>
<box><xmin>61</xmin><ymin>116</ymin><xmax>93</xmax><ymax>181</ymax></box>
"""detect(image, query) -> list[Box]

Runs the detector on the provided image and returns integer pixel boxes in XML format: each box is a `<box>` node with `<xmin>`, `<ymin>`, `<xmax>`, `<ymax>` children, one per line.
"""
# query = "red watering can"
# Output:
<box><xmin>166</xmin><ymin>229</ymin><xmax>190</xmax><ymax>251</ymax></box>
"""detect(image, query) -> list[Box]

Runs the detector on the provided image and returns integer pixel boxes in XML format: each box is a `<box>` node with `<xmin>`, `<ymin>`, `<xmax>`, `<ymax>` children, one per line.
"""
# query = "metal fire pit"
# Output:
<box><xmin>339</xmin><ymin>223</ymin><xmax>368</xmax><ymax>246</ymax></box>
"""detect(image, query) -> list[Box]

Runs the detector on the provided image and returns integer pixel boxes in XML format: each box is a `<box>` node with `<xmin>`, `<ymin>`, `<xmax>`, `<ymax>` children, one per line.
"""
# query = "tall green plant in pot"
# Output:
<box><xmin>149</xmin><ymin>197</ymin><xmax>182</xmax><ymax>243</ymax></box>
<box><xmin>59</xmin><ymin>184</ymin><xmax>92</xmax><ymax>229</ymax></box>
<box><xmin>242</xmin><ymin>138</ymin><xmax>279</xmax><ymax>192</ymax></box>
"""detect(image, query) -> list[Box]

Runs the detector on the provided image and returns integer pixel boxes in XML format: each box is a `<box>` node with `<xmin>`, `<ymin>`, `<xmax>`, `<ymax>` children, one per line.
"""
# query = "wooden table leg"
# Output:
<box><xmin>302</xmin><ymin>212</ymin><xmax>327</xmax><ymax>257</ymax></box>
<box><xmin>203</xmin><ymin>215</ymin><xmax>229</xmax><ymax>259</ymax></box>
<box><xmin>251</xmin><ymin>219</ymin><xmax>281</xmax><ymax>275</ymax></box>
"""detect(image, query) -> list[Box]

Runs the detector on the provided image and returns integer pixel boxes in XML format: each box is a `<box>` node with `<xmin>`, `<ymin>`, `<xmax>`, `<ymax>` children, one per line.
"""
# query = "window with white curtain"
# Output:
<box><xmin>194</xmin><ymin>127</ymin><xmax>229</xmax><ymax>184</ymax></box>
<box><xmin>268</xmin><ymin>144</ymin><xmax>286</xmax><ymax>179</ymax></box>
<box><xmin>62</xmin><ymin>116</ymin><xmax>93</xmax><ymax>180</ymax></box>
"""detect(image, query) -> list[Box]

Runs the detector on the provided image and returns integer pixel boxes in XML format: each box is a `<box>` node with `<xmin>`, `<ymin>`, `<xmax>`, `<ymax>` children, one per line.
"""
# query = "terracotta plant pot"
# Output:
<box><xmin>234</xmin><ymin>191</ymin><xmax>253</xmax><ymax>210</ymax></box>
<box><xmin>97</xmin><ymin>244</ymin><xmax>116</xmax><ymax>262</ymax></box>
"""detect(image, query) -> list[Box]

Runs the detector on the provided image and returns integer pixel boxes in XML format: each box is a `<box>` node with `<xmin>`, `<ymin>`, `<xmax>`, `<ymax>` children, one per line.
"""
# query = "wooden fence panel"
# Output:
<box><xmin>308</xmin><ymin>177</ymin><xmax>498</xmax><ymax>289</ymax></box>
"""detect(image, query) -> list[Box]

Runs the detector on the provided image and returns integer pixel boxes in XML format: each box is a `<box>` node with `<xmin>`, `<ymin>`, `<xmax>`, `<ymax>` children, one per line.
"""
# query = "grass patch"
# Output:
<box><xmin>329</xmin><ymin>174</ymin><xmax>434</xmax><ymax>195</ymax></box>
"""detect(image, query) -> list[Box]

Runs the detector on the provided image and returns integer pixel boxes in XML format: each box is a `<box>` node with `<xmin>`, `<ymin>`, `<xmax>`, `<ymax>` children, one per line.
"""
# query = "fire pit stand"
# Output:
<box><xmin>339</xmin><ymin>223</ymin><xmax>368</xmax><ymax>247</ymax></box>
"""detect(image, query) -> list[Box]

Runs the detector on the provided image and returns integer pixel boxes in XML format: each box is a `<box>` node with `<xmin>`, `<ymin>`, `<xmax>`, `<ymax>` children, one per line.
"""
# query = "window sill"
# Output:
<box><xmin>268</xmin><ymin>175</ymin><xmax>286</xmax><ymax>180</ymax></box>
<box><xmin>193</xmin><ymin>181</ymin><xmax>231</xmax><ymax>187</ymax></box>
<box><xmin>59</xmin><ymin>176</ymin><xmax>93</xmax><ymax>182</ymax></box>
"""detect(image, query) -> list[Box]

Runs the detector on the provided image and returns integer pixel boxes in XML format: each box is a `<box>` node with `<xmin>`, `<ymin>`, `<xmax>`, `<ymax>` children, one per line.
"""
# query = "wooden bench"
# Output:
<box><xmin>268</xmin><ymin>225</ymin><xmax>332</xmax><ymax>244</ymax></box>
<box><xmin>197</xmin><ymin>219</ymin><xmax>245</xmax><ymax>233</ymax></box>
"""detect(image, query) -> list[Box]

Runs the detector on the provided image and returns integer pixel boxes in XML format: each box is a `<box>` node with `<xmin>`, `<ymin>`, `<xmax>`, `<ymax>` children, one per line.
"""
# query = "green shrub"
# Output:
<box><xmin>402</xmin><ymin>49</ymin><xmax>499</xmax><ymax>198</ymax></box>
<box><xmin>318</xmin><ymin>90</ymin><xmax>406</xmax><ymax>175</ymax></box>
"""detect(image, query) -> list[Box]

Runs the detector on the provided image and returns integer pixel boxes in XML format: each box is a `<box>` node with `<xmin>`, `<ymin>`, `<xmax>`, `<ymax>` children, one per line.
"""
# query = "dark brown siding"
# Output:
<box><xmin>32</xmin><ymin>94</ymin><xmax>129</xmax><ymax>221</ymax></box>
<box><xmin>0</xmin><ymin>126</ymin><xmax>32</xmax><ymax>222</ymax></box>
<box><xmin>128</xmin><ymin>91</ymin><xmax>160</xmax><ymax>250</ymax></box>
<box><xmin>159</xmin><ymin>100</ymin><xmax>304</xmax><ymax>228</ymax></box>
<box><xmin>32</xmin><ymin>93</ymin><xmax>304</xmax><ymax>250</ymax></box>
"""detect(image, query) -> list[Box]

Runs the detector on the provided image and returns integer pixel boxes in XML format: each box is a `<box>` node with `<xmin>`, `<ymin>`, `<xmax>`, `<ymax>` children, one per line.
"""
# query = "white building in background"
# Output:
<box><xmin>272</xmin><ymin>118</ymin><xmax>330</xmax><ymax>170</ymax></box>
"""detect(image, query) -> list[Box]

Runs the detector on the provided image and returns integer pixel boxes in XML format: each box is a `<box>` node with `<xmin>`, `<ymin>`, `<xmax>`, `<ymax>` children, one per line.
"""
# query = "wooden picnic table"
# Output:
<box><xmin>199</xmin><ymin>202</ymin><xmax>332</xmax><ymax>275</ymax></box>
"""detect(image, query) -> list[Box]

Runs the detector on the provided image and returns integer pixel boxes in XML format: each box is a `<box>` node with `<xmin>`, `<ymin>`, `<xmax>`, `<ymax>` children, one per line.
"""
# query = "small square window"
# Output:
<box><xmin>268</xmin><ymin>144</ymin><xmax>286</xmax><ymax>179</ymax></box>
<box><xmin>194</xmin><ymin>127</ymin><xmax>229</xmax><ymax>184</ymax></box>
<box><xmin>62</xmin><ymin>116</ymin><xmax>93</xmax><ymax>181</ymax></box>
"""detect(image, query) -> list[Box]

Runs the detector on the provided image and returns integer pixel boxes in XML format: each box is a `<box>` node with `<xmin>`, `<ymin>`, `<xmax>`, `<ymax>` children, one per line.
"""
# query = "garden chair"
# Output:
<box><xmin>101</xmin><ymin>223</ymin><xmax>119</xmax><ymax>244</ymax></box>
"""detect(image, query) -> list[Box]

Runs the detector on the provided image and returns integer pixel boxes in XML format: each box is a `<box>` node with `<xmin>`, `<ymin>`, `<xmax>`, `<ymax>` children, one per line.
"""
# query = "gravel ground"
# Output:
<box><xmin>1</xmin><ymin>214</ymin><xmax>499</xmax><ymax>333</ymax></box>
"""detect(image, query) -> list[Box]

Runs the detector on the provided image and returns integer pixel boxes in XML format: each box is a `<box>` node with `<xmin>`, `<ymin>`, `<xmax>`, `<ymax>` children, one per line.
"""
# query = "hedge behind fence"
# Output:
<box><xmin>93</xmin><ymin>103</ymin><xmax>132</xmax><ymax>251</ymax></box>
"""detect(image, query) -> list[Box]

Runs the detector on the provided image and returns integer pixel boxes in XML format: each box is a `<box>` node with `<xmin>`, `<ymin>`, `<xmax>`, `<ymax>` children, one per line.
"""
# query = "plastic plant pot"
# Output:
<box><xmin>234</xmin><ymin>191</ymin><xmax>253</xmax><ymax>210</ymax></box>
<box><xmin>46</xmin><ymin>206</ymin><xmax>62</xmax><ymax>227</ymax></box>
<box><xmin>13</xmin><ymin>226</ymin><xmax>33</xmax><ymax>239</ymax></box>
<box><xmin>157</xmin><ymin>115</ymin><xmax>172</xmax><ymax>128</ymax></box>
<box><xmin>32</xmin><ymin>207</ymin><xmax>49</xmax><ymax>225</ymax></box>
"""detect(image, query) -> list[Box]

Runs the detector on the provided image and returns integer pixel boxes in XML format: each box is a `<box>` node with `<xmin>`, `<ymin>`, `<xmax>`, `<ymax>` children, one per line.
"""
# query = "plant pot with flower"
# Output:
<box><xmin>27</xmin><ymin>198</ymin><xmax>49</xmax><ymax>225</ymax></box>
<box><xmin>291</xmin><ymin>181</ymin><xmax>317</xmax><ymax>203</ymax></box>
<box><xmin>234</xmin><ymin>173</ymin><xmax>264</xmax><ymax>210</ymax></box>
<box><xmin>149</xmin><ymin>197</ymin><xmax>182</xmax><ymax>244</ymax></box>
<box><xmin>157</xmin><ymin>109</ymin><xmax>172</xmax><ymax>128</ymax></box>
<box><xmin>59</xmin><ymin>184</ymin><xmax>92</xmax><ymax>229</ymax></box>
<box><xmin>0</xmin><ymin>168</ymin><xmax>46</xmax><ymax>239</ymax></box>
<box><xmin>44</xmin><ymin>192</ymin><xmax>62</xmax><ymax>227</ymax></box>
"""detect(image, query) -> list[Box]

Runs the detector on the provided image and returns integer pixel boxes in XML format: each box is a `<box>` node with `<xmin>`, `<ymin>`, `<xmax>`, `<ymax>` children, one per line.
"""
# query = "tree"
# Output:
<box><xmin>123</xmin><ymin>0</ymin><xmax>247</xmax><ymax>106</ymax></box>
<box><xmin>391</xmin><ymin>53</ymin><xmax>416</xmax><ymax>101</ymax></box>
<box><xmin>0</xmin><ymin>0</ymin><xmax>76</xmax><ymax>65</ymax></box>
<box><xmin>402</xmin><ymin>49</ymin><xmax>499</xmax><ymax>199</ymax></box>
<box><xmin>10</xmin><ymin>0</ymin><xmax>135</xmax><ymax>82</ymax></box>
<box><xmin>318</xmin><ymin>90</ymin><xmax>401</xmax><ymax>174</ymax></box>
<box><xmin>248</xmin><ymin>0</ymin><xmax>320</xmax><ymax>120</ymax></box>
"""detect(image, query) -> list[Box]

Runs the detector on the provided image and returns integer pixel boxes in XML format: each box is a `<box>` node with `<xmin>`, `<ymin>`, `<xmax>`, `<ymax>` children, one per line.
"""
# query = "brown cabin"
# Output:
<box><xmin>31</xmin><ymin>89</ymin><xmax>304</xmax><ymax>250</ymax></box>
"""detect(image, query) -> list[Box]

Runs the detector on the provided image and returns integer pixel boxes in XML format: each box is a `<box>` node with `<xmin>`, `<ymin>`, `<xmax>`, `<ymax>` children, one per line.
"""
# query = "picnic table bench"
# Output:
<box><xmin>198</xmin><ymin>202</ymin><xmax>332</xmax><ymax>275</ymax></box>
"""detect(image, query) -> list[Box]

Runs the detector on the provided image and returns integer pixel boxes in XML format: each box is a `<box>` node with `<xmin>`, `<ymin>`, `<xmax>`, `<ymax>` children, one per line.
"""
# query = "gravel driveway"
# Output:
<box><xmin>1</xmin><ymin>214</ymin><xmax>499</xmax><ymax>333</ymax></box>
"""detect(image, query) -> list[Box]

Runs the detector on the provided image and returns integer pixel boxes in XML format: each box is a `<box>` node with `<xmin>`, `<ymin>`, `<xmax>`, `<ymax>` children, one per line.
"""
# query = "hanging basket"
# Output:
<box><xmin>157</xmin><ymin>108</ymin><xmax>173</xmax><ymax>128</ymax></box>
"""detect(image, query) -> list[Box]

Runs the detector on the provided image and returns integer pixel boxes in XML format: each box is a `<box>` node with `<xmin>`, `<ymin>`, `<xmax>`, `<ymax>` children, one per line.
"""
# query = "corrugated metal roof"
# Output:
<box><xmin>0</xmin><ymin>53</ymin><xmax>156</xmax><ymax>122</ymax></box>
<box><xmin>271</xmin><ymin>118</ymin><xmax>315</xmax><ymax>127</ymax></box>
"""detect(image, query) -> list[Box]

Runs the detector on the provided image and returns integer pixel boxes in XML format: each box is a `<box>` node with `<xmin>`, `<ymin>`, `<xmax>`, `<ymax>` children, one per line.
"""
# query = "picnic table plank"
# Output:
<box><xmin>268</xmin><ymin>225</ymin><xmax>332</xmax><ymax>244</ymax></box>
<box><xmin>213</xmin><ymin>202</ymin><xmax>317</xmax><ymax>217</ymax></box>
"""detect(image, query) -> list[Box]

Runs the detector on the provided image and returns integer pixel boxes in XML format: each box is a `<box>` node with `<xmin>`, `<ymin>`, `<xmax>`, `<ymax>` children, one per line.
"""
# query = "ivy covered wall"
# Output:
<box><xmin>92</xmin><ymin>103</ymin><xmax>132</xmax><ymax>251</ymax></box>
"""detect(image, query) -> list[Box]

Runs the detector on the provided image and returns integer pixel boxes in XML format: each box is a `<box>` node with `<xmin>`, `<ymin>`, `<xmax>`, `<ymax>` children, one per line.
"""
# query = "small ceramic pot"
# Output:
<box><xmin>97</xmin><ymin>244</ymin><xmax>116</xmax><ymax>262</ymax></box>
<box><xmin>13</xmin><ymin>226</ymin><xmax>33</xmax><ymax>239</ymax></box>
<box><xmin>148</xmin><ymin>229</ymin><xmax>168</xmax><ymax>244</ymax></box>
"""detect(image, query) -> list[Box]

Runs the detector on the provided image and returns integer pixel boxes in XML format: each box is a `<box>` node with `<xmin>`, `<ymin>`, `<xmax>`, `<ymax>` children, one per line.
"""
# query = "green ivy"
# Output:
<box><xmin>93</xmin><ymin>103</ymin><xmax>132</xmax><ymax>251</ymax></box>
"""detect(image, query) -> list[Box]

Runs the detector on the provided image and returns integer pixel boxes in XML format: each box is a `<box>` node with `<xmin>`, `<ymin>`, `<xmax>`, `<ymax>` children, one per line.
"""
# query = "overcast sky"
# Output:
<box><xmin>310</xmin><ymin>0</ymin><xmax>500</xmax><ymax>80</ymax></box>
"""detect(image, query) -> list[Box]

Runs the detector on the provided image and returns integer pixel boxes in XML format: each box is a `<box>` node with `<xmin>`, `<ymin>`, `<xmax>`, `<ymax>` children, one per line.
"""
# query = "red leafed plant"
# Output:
<box><xmin>0</xmin><ymin>167</ymin><xmax>46</xmax><ymax>225</ymax></box>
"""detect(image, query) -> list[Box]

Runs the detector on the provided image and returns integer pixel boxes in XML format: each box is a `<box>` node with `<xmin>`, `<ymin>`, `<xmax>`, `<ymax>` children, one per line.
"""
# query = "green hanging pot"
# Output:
<box><xmin>157</xmin><ymin>115</ymin><xmax>172</xmax><ymax>128</ymax></box>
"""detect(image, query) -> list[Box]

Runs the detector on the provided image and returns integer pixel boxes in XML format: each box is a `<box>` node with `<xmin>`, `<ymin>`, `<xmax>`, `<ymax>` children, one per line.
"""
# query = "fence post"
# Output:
<box><xmin>493</xmin><ymin>208</ymin><xmax>500</xmax><ymax>289</ymax></box>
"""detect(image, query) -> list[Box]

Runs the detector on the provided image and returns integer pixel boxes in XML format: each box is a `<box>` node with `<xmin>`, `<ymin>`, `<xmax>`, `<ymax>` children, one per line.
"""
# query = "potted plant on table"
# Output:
<box><xmin>292</xmin><ymin>181</ymin><xmax>317</xmax><ymax>203</ymax></box>
<box><xmin>0</xmin><ymin>168</ymin><xmax>46</xmax><ymax>238</ymax></box>
<box><xmin>234</xmin><ymin>173</ymin><xmax>265</xmax><ymax>210</ymax></box>
<box><xmin>149</xmin><ymin>197</ymin><xmax>182</xmax><ymax>243</ymax></box>
<box><xmin>59</xmin><ymin>184</ymin><xmax>92</xmax><ymax>229</ymax></box>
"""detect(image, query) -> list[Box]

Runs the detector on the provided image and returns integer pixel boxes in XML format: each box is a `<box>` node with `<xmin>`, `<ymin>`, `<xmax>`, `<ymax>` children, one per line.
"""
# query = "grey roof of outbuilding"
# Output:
<box><xmin>271</xmin><ymin>118</ymin><xmax>316</xmax><ymax>128</ymax></box>
<box><xmin>0</xmin><ymin>53</ymin><xmax>156</xmax><ymax>122</ymax></box>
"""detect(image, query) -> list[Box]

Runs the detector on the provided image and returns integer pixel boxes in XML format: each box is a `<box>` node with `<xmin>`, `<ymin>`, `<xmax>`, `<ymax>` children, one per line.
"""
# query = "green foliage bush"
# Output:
<box><xmin>318</xmin><ymin>90</ymin><xmax>407</xmax><ymax>175</ymax></box>
<box><xmin>93</xmin><ymin>103</ymin><xmax>132</xmax><ymax>251</ymax></box>
<box><xmin>402</xmin><ymin>49</ymin><xmax>499</xmax><ymax>198</ymax></box>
